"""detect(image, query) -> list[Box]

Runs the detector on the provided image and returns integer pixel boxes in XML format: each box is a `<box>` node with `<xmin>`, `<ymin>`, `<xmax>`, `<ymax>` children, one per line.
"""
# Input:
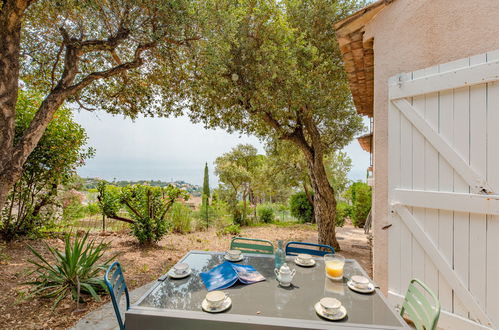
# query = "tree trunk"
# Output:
<box><xmin>306</xmin><ymin>149</ymin><xmax>340</xmax><ymax>250</ymax></box>
<box><xmin>0</xmin><ymin>0</ymin><xmax>30</xmax><ymax>212</ymax></box>
<box><xmin>242</xmin><ymin>187</ymin><xmax>248</xmax><ymax>223</ymax></box>
<box><xmin>299</xmin><ymin>113</ymin><xmax>340</xmax><ymax>251</ymax></box>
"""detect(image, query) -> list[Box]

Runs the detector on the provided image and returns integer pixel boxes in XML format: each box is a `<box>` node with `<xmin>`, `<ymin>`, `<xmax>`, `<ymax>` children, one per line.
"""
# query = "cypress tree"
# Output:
<box><xmin>203</xmin><ymin>162</ymin><xmax>210</xmax><ymax>198</ymax></box>
<box><xmin>202</xmin><ymin>162</ymin><xmax>210</xmax><ymax>227</ymax></box>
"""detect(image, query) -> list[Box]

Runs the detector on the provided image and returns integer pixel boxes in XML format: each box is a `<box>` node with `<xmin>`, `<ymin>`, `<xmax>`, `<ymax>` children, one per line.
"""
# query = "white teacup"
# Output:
<box><xmin>226</xmin><ymin>249</ymin><xmax>242</xmax><ymax>260</ymax></box>
<box><xmin>351</xmin><ymin>275</ymin><xmax>370</xmax><ymax>289</ymax></box>
<box><xmin>173</xmin><ymin>263</ymin><xmax>189</xmax><ymax>275</ymax></box>
<box><xmin>296</xmin><ymin>253</ymin><xmax>313</xmax><ymax>264</ymax></box>
<box><xmin>206</xmin><ymin>291</ymin><xmax>227</xmax><ymax>309</ymax></box>
<box><xmin>319</xmin><ymin>297</ymin><xmax>342</xmax><ymax>315</ymax></box>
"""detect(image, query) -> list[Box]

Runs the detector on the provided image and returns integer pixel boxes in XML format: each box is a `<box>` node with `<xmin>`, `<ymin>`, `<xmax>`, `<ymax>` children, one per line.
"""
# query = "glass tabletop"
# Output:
<box><xmin>135</xmin><ymin>251</ymin><xmax>405</xmax><ymax>328</ymax></box>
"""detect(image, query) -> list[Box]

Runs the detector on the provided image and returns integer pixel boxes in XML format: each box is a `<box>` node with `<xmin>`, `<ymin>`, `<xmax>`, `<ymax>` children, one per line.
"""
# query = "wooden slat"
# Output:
<box><xmin>453</xmin><ymin>83</ymin><xmax>471</xmax><ymax>318</ymax></box>
<box><xmin>393</xmin><ymin>189</ymin><xmax>499</xmax><ymax>215</ymax></box>
<box><xmin>388</xmin><ymin>79</ymin><xmax>402</xmax><ymax>296</ymax></box>
<box><xmin>399</xmin><ymin>95</ymin><xmax>414</xmax><ymax>295</ymax></box>
<box><xmin>392</xmin><ymin>99</ymin><xmax>492</xmax><ymax>194</ymax></box>
<box><xmin>437</xmin><ymin>82</ymin><xmax>455</xmax><ymax>313</ymax></box>
<box><xmin>393</xmin><ymin>204</ymin><xmax>494</xmax><ymax>327</ymax></box>
<box><xmin>411</xmin><ymin>69</ymin><xmax>426</xmax><ymax>285</ymax></box>
<box><xmin>390</xmin><ymin>59</ymin><xmax>499</xmax><ymax>99</ymax></box>
<box><xmin>486</xmin><ymin>49</ymin><xmax>499</xmax><ymax>326</ymax></box>
<box><xmin>469</xmin><ymin>53</ymin><xmax>488</xmax><ymax>322</ymax></box>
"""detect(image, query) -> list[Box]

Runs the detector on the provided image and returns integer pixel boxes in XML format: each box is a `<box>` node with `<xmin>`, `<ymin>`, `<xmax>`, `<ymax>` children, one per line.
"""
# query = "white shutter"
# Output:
<box><xmin>388</xmin><ymin>50</ymin><xmax>499</xmax><ymax>330</ymax></box>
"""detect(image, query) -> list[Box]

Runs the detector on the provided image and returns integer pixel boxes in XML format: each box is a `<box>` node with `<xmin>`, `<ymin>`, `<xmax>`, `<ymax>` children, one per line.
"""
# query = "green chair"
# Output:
<box><xmin>400</xmin><ymin>279</ymin><xmax>440</xmax><ymax>330</ymax></box>
<box><xmin>230</xmin><ymin>237</ymin><xmax>274</xmax><ymax>254</ymax></box>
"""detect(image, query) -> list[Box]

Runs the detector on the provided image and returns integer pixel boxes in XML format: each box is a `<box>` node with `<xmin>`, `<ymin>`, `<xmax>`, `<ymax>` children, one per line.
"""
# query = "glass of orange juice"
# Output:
<box><xmin>324</xmin><ymin>254</ymin><xmax>345</xmax><ymax>280</ymax></box>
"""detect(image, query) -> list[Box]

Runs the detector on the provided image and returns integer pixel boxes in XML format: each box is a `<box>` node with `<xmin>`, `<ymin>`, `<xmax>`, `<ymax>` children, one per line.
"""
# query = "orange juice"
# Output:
<box><xmin>325</xmin><ymin>260</ymin><xmax>344</xmax><ymax>279</ymax></box>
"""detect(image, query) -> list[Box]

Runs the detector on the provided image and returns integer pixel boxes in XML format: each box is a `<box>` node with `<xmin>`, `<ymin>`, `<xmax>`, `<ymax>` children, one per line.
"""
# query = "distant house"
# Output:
<box><xmin>184</xmin><ymin>195</ymin><xmax>202</xmax><ymax>210</ymax></box>
<box><xmin>336</xmin><ymin>1</ymin><xmax>499</xmax><ymax>329</ymax></box>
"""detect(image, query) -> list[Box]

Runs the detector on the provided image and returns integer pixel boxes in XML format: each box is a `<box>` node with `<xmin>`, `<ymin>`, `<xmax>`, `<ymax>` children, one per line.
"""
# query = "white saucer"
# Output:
<box><xmin>294</xmin><ymin>258</ymin><xmax>316</xmax><ymax>267</ymax></box>
<box><xmin>314</xmin><ymin>303</ymin><xmax>347</xmax><ymax>321</ymax></box>
<box><xmin>168</xmin><ymin>268</ymin><xmax>192</xmax><ymax>279</ymax></box>
<box><xmin>224</xmin><ymin>255</ymin><xmax>244</xmax><ymax>262</ymax></box>
<box><xmin>347</xmin><ymin>280</ymin><xmax>375</xmax><ymax>293</ymax></box>
<box><xmin>202</xmin><ymin>297</ymin><xmax>232</xmax><ymax>313</ymax></box>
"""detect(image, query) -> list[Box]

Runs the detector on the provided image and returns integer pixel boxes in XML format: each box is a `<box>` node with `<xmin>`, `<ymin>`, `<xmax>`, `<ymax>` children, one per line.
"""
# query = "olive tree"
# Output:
<box><xmin>0</xmin><ymin>0</ymin><xmax>198</xmax><ymax>212</ymax></box>
<box><xmin>214</xmin><ymin>144</ymin><xmax>261</xmax><ymax>224</ymax></box>
<box><xmin>188</xmin><ymin>0</ymin><xmax>363</xmax><ymax>248</ymax></box>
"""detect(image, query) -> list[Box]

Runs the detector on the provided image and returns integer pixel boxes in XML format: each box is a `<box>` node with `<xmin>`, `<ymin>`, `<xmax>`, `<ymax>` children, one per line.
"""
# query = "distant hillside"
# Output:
<box><xmin>82</xmin><ymin>178</ymin><xmax>202</xmax><ymax>196</ymax></box>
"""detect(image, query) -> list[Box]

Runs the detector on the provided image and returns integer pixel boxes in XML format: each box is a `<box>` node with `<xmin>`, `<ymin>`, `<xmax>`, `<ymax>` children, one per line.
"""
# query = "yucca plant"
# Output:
<box><xmin>27</xmin><ymin>232</ymin><xmax>117</xmax><ymax>309</ymax></box>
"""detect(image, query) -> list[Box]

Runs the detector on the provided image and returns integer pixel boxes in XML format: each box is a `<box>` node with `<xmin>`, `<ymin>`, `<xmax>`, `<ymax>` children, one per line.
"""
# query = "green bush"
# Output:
<box><xmin>169</xmin><ymin>202</ymin><xmax>192</xmax><ymax>234</ymax></box>
<box><xmin>257</xmin><ymin>204</ymin><xmax>275</xmax><ymax>223</ymax></box>
<box><xmin>335</xmin><ymin>201</ymin><xmax>351</xmax><ymax>227</ymax></box>
<box><xmin>27</xmin><ymin>232</ymin><xmax>116</xmax><ymax>309</ymax></box>
<box><xmin>217</xmin><ymin>223</ymin><xmax>241</xmax><ymax>236</ymax></box>
<box><xmin>62</xmin><ymin>195</ymin><xmax>86</xmax><ymax>222</ymax></box>
<box><xmin>289</xmin><ymin>192</ymin><xmax>314</xmax><ymax>223</ymax></box>
<box><xmin>116</xmin><ymin>185</ymin><xmax>189</xmax><ymax>245</ymax></box>
<box><xmin>1</xmin><ymin>91</ymin><xmax>93</xmax><ymax>241</ymax></box>
<box><xmin>345</xmin><ymin>182</ymin><xmax>372</xmax><ymax>227</ymax></box>
<box><xmin>85</xmin><ymin>202</ymin><xmax>100</xmax><ymax>217</ymax></box>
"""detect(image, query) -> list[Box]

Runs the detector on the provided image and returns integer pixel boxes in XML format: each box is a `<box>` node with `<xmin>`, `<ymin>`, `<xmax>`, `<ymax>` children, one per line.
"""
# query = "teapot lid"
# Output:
<box><xmin>279</xmin><ymin>263</ymin><xmax>291</xmax><ymax>274</ymax></box>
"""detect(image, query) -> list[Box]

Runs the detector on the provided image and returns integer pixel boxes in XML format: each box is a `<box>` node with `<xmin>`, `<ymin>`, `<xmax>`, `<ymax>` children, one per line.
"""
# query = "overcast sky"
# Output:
<box><xmin>73</xmin><ymin>110</ymin><xmax>370</xmax><ymax>187</ymax></box>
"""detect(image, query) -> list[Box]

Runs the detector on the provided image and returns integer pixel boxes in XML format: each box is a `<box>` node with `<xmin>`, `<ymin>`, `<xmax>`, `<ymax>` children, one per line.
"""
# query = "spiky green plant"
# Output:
<box><xmin>27</xmin><ymin>232</ymin><xmax>116</xmax><ymax>309</ymax></box>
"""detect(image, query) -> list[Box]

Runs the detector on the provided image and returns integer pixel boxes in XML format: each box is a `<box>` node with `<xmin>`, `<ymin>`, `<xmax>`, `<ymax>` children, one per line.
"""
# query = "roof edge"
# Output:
<box><xmin>335</xmin><ymin>0</ymin><xmax>396</xmax><ymax>37</ymax></box>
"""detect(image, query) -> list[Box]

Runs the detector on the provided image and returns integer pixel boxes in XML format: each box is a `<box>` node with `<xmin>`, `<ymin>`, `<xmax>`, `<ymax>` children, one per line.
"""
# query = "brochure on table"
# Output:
<box><xmin>201</xmin><ymin>261</ymin><xmax>266</xmax><ymax>291</ymax></box>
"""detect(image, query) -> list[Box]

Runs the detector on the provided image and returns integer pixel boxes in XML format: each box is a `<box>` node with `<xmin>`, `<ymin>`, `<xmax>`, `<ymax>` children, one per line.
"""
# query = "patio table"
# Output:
<box><xmin>125</xmin><ymin>250</ymin><xmax>409</xmax><ymax>329</ymax></box>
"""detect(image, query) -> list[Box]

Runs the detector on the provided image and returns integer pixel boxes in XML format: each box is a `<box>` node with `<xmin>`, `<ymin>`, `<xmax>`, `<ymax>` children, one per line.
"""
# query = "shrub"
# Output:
<box><xmin>119</xmin><ymin>185</ymin><xmax>189</xmax><ymax>245</ymax></box>
<box><xmin>61</xmin><ymin>191</ymin><xmax>86</xmax><ymax>222</ymax></box>
<box><xmin>335</xmin><ymin>201</ymin><xmax>351</xmax><ymax>227</ymax></box>
<box><xmin>85</xmin><ymin>202</ymin><xmax>100</xmax><ymax>217</ymax></box>
<box><xmin>169</xmin><ymin>202</ymin><xmax>192</xmax><ymax>234</ymax></box>
<box><xmin>289</xmin><ymin>192</ymin><xmax>314</xmax><ymax>223</ymax></box>
<box><xmin>27</xmin><ymin>232</ymin><xmax>116</xmax><ymax>309</ymax></box>
<box><xmin>344</xmin><ymin>182</ymin><xmax>372</xmax><ymax>227</ymax></box>
<box><xmin>257</xmin><ymin>204</ymin><xmax>275</xmax><ymax>223</ymax></box>
<box><xmin>217</xmin><ymin>223</ymin><xmax>241</xmax><ymax>236</ymax></box>
<box><xmin>1</xmin><ymin>91</ymin><xmax>93</xmax><ymax>241</ymax></box>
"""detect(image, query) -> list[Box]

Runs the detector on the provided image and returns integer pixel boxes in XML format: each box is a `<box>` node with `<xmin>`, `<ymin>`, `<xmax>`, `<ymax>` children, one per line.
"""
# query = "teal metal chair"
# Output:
<box><xmin>285</xmin><ymin>241</ymin><xmax>335</xmax><ymax>256</ymax></box>
<box><xmin>230</xmin><ymin>237</ymin><xmax>274</xmax><ymax>254</ymax></box>
<box><xmin>400</xmin><ymin>279</ymin><xmax>440</xmax><ymax>330</ymax></box>
<box><xmin>104</xmin><ymin>262</ymin><xmax>129</xmax><ymax>330</ymax></box>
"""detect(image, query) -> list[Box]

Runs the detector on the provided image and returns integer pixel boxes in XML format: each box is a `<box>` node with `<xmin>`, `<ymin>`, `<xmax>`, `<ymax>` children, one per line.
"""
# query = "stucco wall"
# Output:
<box><xmin>362</xmin><ymin>0</ymin><xmax>499</xmax><ymax>293</ymax></box>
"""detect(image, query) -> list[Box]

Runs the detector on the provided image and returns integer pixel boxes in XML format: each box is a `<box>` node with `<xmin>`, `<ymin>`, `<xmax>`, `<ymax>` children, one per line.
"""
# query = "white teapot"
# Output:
<box><xmin>274</xmin><ymin>263</ymin><xmax>296</xmax><ymax>287</ymax></box>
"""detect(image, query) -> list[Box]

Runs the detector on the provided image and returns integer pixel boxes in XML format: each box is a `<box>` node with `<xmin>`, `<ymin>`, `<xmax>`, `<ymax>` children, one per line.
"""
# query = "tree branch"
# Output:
<box><xmin>164</xmin><ymin>36</ymin><xmax>201</xmax><ymax>46</ymax></box>
<box><xmin>259</xmin><ymin>110</ymin><xmax>314</xmax><ymax>159</ymax></box>
<box><xmin>59</xmin><ymin>26</ymin><xmax>131</xmax><ymax>53</ymax></box>
<box><xmin>159</xmin><ymin>199</ymin><xmax>175</xmax><ymax>221</ymax></box>
<box><xmin>106</xmin><ymin>215</ymin><xmax>134</xmax><ymax>224</ymax></box>
<box><xmin>65</xmin><ymin>41</ymin><xmax>156</xmax><ymax>95</ymax></box>
<box><xmin>50</xmin><ymin>42</ymin><xmax>64</xmax><ymax>90</ymax></box>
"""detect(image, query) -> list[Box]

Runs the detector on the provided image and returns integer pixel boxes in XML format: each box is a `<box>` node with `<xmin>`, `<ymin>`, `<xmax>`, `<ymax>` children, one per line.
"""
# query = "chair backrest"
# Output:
<box><xmin>230</xmin><ymin>237</ymin><xmax>275</xmax><ymax>254</ymax></box>
<box><xmin>104</xmin><ymin>262</ymin><xmax>130</xmax><ymax>330</ymax></box>
<box><xmin>285</xmin><ymin>241</ymin><xmax>335</xmax><ymax>256</ymax></box>
<box><xmin>400</xmin><ymin>279</ymin><xmax>441</xmax><ymax>330</ymax></box>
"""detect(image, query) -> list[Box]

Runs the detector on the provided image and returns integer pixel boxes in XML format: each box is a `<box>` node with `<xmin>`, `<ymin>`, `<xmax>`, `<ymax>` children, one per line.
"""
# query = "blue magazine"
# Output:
<box><xmin>200</xmin><ymin>261</ymin><xmax>265</xmax><ymax>291</ymax></box>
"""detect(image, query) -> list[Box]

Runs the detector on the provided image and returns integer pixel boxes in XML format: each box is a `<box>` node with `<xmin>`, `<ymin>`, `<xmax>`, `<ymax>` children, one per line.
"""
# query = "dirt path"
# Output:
<box><xmin>0</xmin><ymin>223</ymin><xmax>370</xmax><ymax>329</ymax></box>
